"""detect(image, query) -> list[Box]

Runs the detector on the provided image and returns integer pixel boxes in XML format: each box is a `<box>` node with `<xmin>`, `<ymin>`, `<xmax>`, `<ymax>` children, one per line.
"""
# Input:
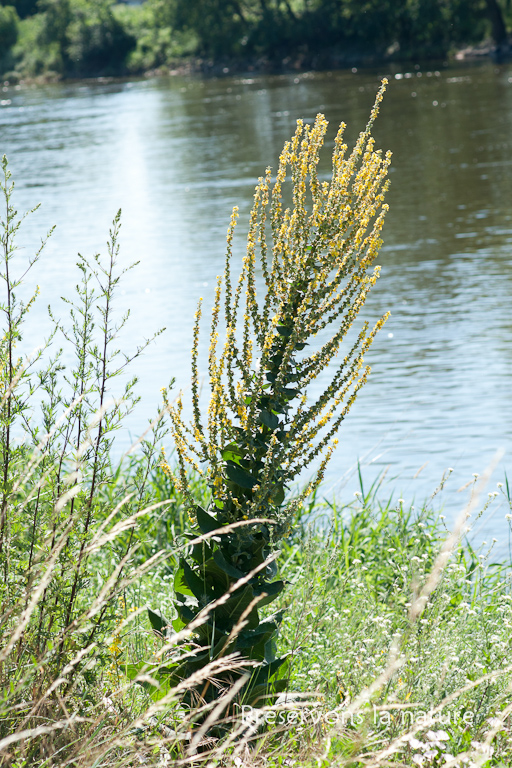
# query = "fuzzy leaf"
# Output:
<box><xmin>172</xmin><ymin>617</ymin><xmax>186</xmax><ymax>632</ymax></box>
<box><xmin>174</xmin><ymin>564</ymin><xmax>195</xmax><ymax>598</ymax></box>
<box><xmin>237</xmin><ymin>618</ymin><xmax>280</xmax><ymax>651</ymax></box>
<box><xmin>215</xmin><ymin>585</ymin><xmax>260</xmax><ymax>629</ymax></box>
<box><xmin>199</xmin><ymin>558</ymin><xmax>231</xmax><ymax>594</ymax></box>
<box><xmin>213</xmin><ymin>547</ymin><xmax>245</xmax><ymax>579</ymax></box>
<box><xmin>222</xmin><ymin>450</ymin><xmax>242</xmax><ymax>465</ymax></box>
<box><xmin>251</xmin><ymin>653</ymin><xmax>290</xmax><ymax>689</ymax></box>
<box><xmin>245</xmin><ymin>676</ymin><xmax>289</xmax><ymax>708</ymax></box>
<box><xmin>254</xmin><ymin>580</ymin><xmax>285</xmax><ymax>607</ymax></box>
<box><xmin>147</xmin><ymin>608</ymin><xmax>169</xmax><ymax>635</ymax></box>
<box><xmin>195</xmin><ymin>506</ymin><xmax>219</xmax><ymax>534</ymax></box>
<box><xmin>182</xmin><ymin>559</ymin><xmax>208</xmax><ymax>601</ymax></box>
<box><xmin>271</xmin><ymin>484</ymin><xmax>285</xmax><ymax>506</ymax></box>
<box><xmin>258</xmin><ymin>410</ymin><xmax>279</xmax><ymax>430</ymax></box>
<box><xmin>225</xmin><ymin>463</ymin><xmax>258</xmax><ymax>489</ymax></box>
<box><xmin>221</xmin><ymin>442</ymin><xmax>244</xmax><ymax>464</ymax></box>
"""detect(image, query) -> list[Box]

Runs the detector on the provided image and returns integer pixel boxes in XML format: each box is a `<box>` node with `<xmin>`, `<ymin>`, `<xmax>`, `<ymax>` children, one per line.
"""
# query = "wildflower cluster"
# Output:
<box><xmin>152</xmin><ymin>82</ymin><xmax>391</xmax><ymax>721</ymax></box>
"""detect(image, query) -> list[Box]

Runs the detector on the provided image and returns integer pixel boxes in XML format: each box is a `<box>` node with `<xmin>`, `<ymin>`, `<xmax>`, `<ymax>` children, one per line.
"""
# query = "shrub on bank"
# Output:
<box><xmin>0</xmin><ymin>4</ymin><xmax>19</xmax><ymax>72</ymax></box>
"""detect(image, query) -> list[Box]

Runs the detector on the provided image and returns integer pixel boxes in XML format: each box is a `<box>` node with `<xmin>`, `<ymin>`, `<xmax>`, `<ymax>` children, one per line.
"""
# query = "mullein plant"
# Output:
<box><xmin>154</xmin><ymin>80</ymin><xmax>392</xmax><ymax>722</ymax></box>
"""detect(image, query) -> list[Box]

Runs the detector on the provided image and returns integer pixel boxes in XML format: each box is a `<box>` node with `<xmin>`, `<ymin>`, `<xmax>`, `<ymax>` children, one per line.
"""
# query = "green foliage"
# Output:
<box><xmin>6</xmin><ymin>0</ymin><xmax>136</xmax><ymax>78</ymax></box>
<box><xmin>171</xmin><ymin>0</ymin><xmax>246</xmax><ymax>58</ymax></box>
<box><xmin>113</xmin><ymin>0</ymin><xmax>197</xmax><ymax>72</ymax></box>
<box><xmin>272</xmin><ymin>481</ymin><xmax>512</xmax><ymax>767</ymax></box>
<box><xmin>396</xmin><ymin>0</ymin><xmax>488</xmax><ymax>59</ymax></box>
<box><xmin>169</xmin><ymin>0</ymin><xmax>497</xmax><ymax>61</ymax></box>
<box><xmin>1</xmin><ymin>0</ymin><xmax>37</xmax><ymax>20</ymax></box>
<box><xmin>0</xmin><ymin>155</ymin><xmax>168</xmax><ymax>762</ymax></box>
<box><xmin>12</xmin><ymin>13</ymin><xmax>61</xmax><ymax>76</ymax></box>
<box><xmin>35</xmin><ymin>0</ymin><xmax>135</xmax><ymax>77</ymax></box>
<box><xmin>2</xmin><ymin>0</ymin><xmax>509</xmax><ymax>80</ymax></box>
<box><xmin>0</xmin><ymin>4</ymin><xmax>18</xmax><ymax>66</ymax></box>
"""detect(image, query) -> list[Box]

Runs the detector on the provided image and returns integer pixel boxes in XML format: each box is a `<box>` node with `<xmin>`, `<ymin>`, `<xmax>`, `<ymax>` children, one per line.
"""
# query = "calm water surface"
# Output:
<box><xmin>1</xmin><ymin>61</ymin><xmax>512</xmax><ymax>543</ymax></box>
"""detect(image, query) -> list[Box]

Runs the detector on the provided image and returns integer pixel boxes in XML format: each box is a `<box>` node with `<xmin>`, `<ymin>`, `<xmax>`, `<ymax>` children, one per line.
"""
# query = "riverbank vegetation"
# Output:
<box><xmin>3</xmin><ymin>444</ymin><xmax>512</xmax><ymax>767</ymax></box>
<box><xmin>1</xmin><ymin>88</ymin><xmax>512</xmax><ymax>767</ymax></box>
<box><xmin>0</xmin><ymin>0</ymin><xmax>512</xmax><ymax>81</ymax></box>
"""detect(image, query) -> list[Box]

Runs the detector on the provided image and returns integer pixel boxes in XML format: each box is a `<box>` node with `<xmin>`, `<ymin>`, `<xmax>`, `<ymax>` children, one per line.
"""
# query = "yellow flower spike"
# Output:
<box><xmin>169</xmin><ymin>81</ymin><xmax>390</xmax><ymax>557</ymax></box>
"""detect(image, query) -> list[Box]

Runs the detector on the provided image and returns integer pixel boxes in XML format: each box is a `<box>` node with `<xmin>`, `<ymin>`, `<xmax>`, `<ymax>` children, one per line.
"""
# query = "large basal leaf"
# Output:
<box><xmin>244</xmin><ymin>677</ymin><xmax>289</xmax><ymax>708</ymax></box>
<box><xmin>172</xmin><ymin>616</ymin><xmax>186</xmax><ymax>632</ymax></box>
<box><xmin>213</xmin><ymin>547</ymin><xmax>245</xmax><ymax>579</ymax></box>
<box><xmin>174</xmin><ymin>562</ymin><xmax>196</xmax><ymax>598</ymax></box>
<box><xmin>200</xmin><ymin>557</ymin><xmax>231</xmax><ymax>595</ymax></box>
<box><xmin>254</xmin><ymin>579</ymin><xmax>285</xmax><ymax>607</ymax></box>
<box><xmin>236</xmin><ymin>620</ymin><xmax>279</xmax><ymax>651</ymax></box>
<box><xmin>182</xmin><ymin>558</ymin><xmax>209</xmax><ymax>601</ymax></box>
<box><xmin>147</xmin><ymin>608</ymin><xmax>170</xmax><ymax>635</ymax></box>
<box><xmin>250</xmin><ymin>653</ymin><xmax>290</xmax><ymax>690</ymax></box>
<box><xmin>125</xmin><ymin>662</ymin><xmax>172</xmax><ymax>702</ymax></box>
<box><xmin>174</xmin><ymin>599</ymin><xmax>196</xmax><ymax>624</ymax></box>
<box><xmin>214</xmin><ymin>584</ymin><xmax>260</xmax><ymax>629</ymax></box>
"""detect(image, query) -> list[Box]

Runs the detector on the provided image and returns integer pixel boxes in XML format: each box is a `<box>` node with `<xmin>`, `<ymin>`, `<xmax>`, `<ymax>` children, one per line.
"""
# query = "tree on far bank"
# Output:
<box><xmin>484</xmin><ymin>0</ymin><xmax>509</xmax><ymax>46</ymax></box>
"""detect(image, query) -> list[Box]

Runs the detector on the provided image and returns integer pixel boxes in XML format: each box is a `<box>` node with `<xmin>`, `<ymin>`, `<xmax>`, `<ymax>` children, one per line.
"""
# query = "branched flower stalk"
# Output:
<box><xmin>152</xmin><ymin>80</ymin><xmax>392</xmax><ymax>725</ymax></box>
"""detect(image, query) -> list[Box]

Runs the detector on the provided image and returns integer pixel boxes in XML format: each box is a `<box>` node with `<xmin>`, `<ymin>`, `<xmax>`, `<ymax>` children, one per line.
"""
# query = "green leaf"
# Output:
<box><xmin>215</xmin><ymin>585</ymin><xmax>260</xmax><ymax>629</ymax></box>
<box><xmin>237</xmin><ymin>617</ymin><xmax>280</xmax><ymax>651</ymax></box>
<box><xmin>213</xmin><ymin>547</ymin><xmax>245</xmax><ymax>579</ymax></box>
<box><xmin>172</xmin><ymin>617</ymin><xmax>186</xmax><ymax>632</ymax></box>
<box><xmin>195</xmin><ymin>506</ymin><xmax>220</xmax><ymax>534</ymax></box>
<box><xmin>245</xmin><ymin>677</ymin><xmax>289</xmax><ymax>708</ymax></box>
<box><xmin>221</xmin><ymin>442</ymin><xmax>244</xmax><ymax>465</ymax></box>
<box><xmin>182</xmin><ymin>559</ymin><xmax>209</xmax><ymax>601</ymax></box>
<box><xmin>225</xmin><ymin>463</ymin><xmax>258</xmax><ymax>489</ymax></box>
<box><xmin>271</xmin><ymin>484</ymin><xmax>285</xmax><ymax>506</ymax></box>
<box><xmin>147</xmin><ymin>608</ymin><xmax>169</xmax><ymax>635</ymax></box>
<box><xmin>251</xmin><ymin>654</ymin><xmax>290</xmax><ymax>689</ymax></box>
<box><xmin>222</xmin><ymin>450</ymin><xmax>242</xmax><ymax>465</ymax></box>
<box><xmin>254</xmin><ymin>580</ymin><xmax>285</xmax><ymax>607</ymax></box>
<box><xmin>125</xmin><ymin>661</ymin><xmax>148</xmax><ymax>681</ymax></box>
<box><xmin>175</xmin><ymin>600</ymin><xmax>196</xmax><ymax>624</ymax></box>
<box><xmin>191</xmin><ymin>539</ymin><xmax>213</xmax><ymax>565</ymax></box>
<box><xmin>258</xmin><ymin>410</ymin><xmax>279</xmax><ymax>430</ymax></box>
<box><xmin>199</xmin><ymin>557</ymin><xmax>231</xmax><ymax>595</ymax></box>
<box><xmin>124</xmin><ymin>661</ymin><xmax>173</xmax><ymax>701</ymax></box>
<box><xmin>174</xmin><ymin>563</ymin><xmax>195</xmax><ymax>598</ymax></box>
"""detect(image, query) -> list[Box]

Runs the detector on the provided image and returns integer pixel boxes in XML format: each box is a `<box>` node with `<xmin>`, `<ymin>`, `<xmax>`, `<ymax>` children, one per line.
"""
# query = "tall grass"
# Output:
<box><xmin>3</xmin><ymin>445</ymin><xmax>511</xmax><ymax>767</ymax></box>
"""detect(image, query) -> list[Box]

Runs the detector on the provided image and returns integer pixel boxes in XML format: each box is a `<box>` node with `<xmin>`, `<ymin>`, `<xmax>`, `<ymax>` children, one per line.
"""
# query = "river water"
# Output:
<box><xmin>1</xmin><ymin>61</ymin><xmax>512</xmax><ymax>545</ymax></box>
